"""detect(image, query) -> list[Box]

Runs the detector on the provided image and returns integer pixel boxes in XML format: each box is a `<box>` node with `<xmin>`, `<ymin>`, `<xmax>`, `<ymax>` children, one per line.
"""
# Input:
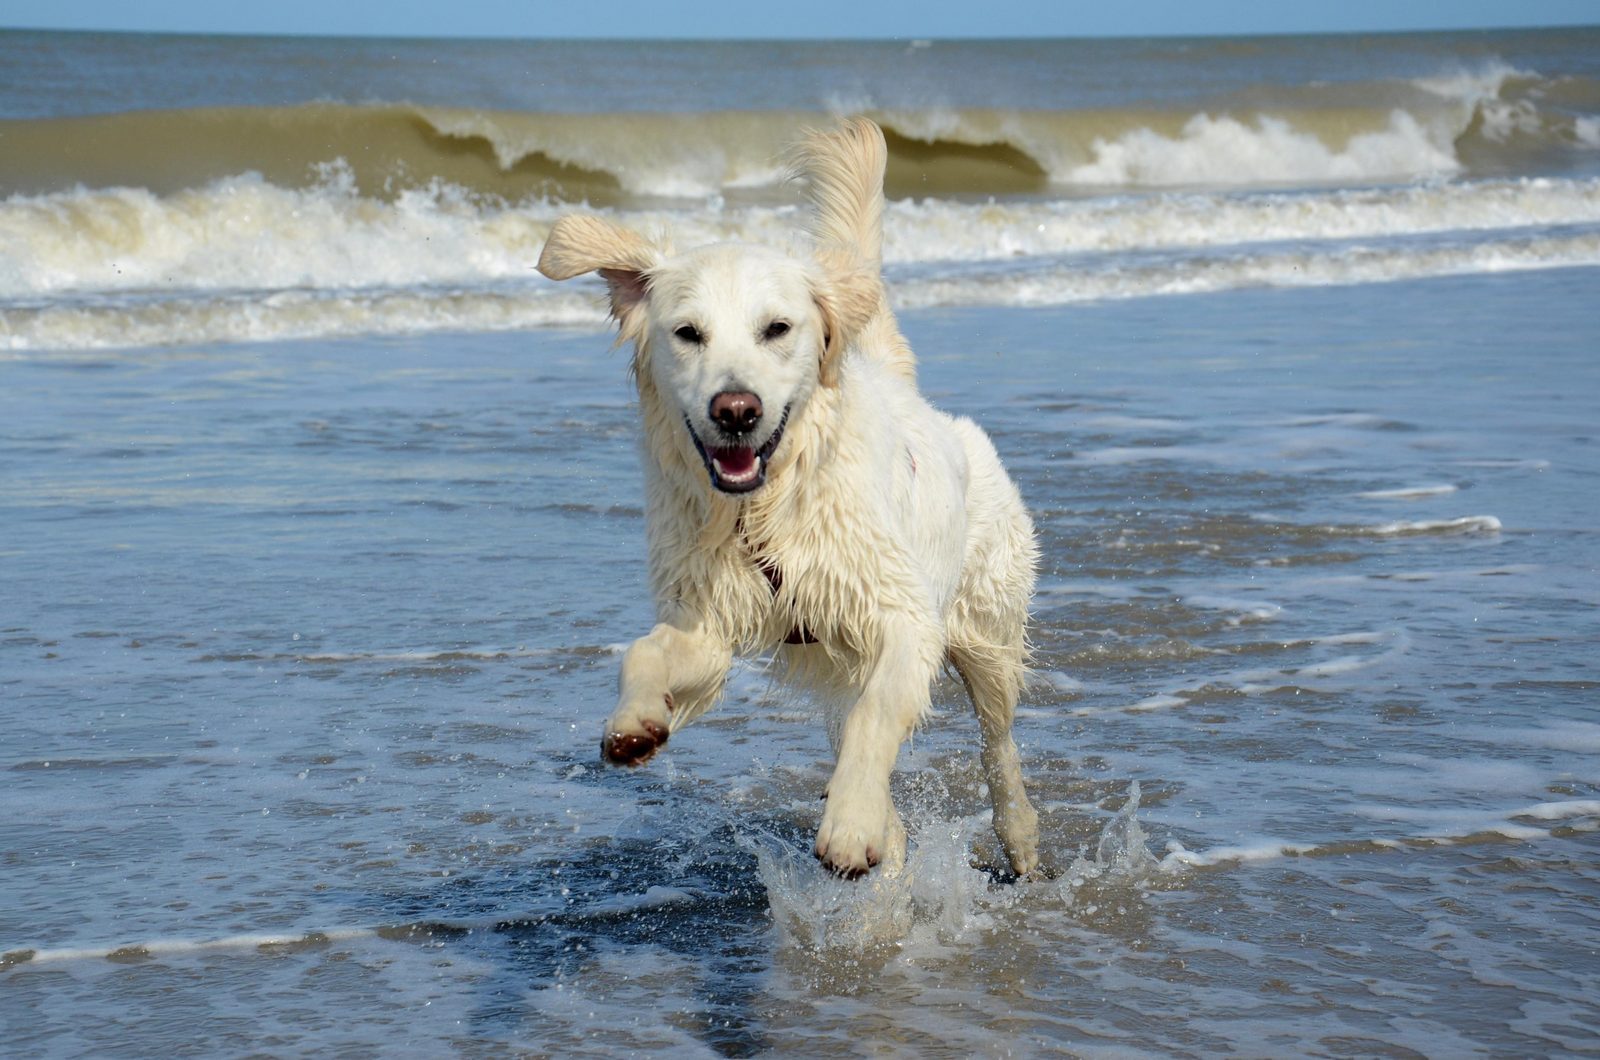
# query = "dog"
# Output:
<box><xmin>536</xmin><ymin>118</ymin><xmax>1040</xmax><ymax>879</ymax></box>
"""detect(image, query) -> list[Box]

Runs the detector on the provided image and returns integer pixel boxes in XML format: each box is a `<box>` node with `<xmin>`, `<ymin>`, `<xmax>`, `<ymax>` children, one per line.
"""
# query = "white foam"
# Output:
<box><xmin>0</xmin><ymin>285</ymin><xmax>608</xmax><ymax>351</ymax></box>
<box><xmin>1070</xmin><ymin>444</ymin><xmax>1223</xmax><ymax>466</ymax></box>
<box><xmin>7</xmin><ymin>927</ymin><xmax>380</xmax><ymax>966</ymax></box>
<box><xmin>1181</xmin><ymin>595</ymin><xmax>1283</xmax><ymax>625</ymax></box>
<box><xmin>1509</xmin><ymin>799</ymin><xmax>1600</xmax><ymax>821</ymax></box>
<box><xmin>1357</xmin><ymin>484</ymin><xmax>1460</xmax><ymax>500</ymax></box>
<box><xmin>1161</xmin><ymin>798</ymin><xmax>1600</xmax><ymax>871</ymax></box>
<box><xmin>1061</xmin><ymin>62</ymin><xmax>1531</xmax><ymax>190</ymax></box>
<box><xmin>882</xmin><ymin>176</ymin><xmax>1600</xmax><ymax>264</ymax></box>
<box><xmin>1038</xmin><ymin>669</ymin><xmax>1086</xmax><ymax>694</ymax></box>
<box><xmin>1160</xmin><ymin>839</ymin><xmax>1317</xmax><ymax>870</ymax></box>
<box><xmin>583</xmin><ymin>885</ymin><xmax>698</xmax><ymax>915</ymax></box>
<box><xmin>1064</xmin><ymin>109</ymin><xmax>1460</xmax><ymax>188</ymax></box>
<box><xmin>1577</xmin><ymin>116</ymin><xmax>1600</xmax><ymax>149</ymax></box>
<box><xmin>1454</xmin><ymin>458</ymin><xmax>1552</xmax><ymax>471</ymax></box>
<box><xmin>0</xmin><ymin>166</ymin><xmax>563</xmax><ymax>297</ymax></box>
<box><xmin>5</xmin><ymin>173</ymin><xmax>1599</xmax><ymax>300</ymax></box>
<box><xmin>297</xmin><ymin>646</ymin><xmax>560</xmax><ymax>663</ymax></box>
<box><xmin>1035</xmin><ymin>580</ymin><xmax>1142</xmax><ymax>600</ymax></box>
<box><xmin>6</xmin><ymin>168</ymin><xmax>1600</xmax><ymax>350</ymax></box>
<box><xmin>1294</xmin><ymin>653</ymin><xmax>1385</xmax><ymax>678</ymax></box>
<box><xmin>1081</xmin><ymin>413</ymin><xmax>1189</xmax><ymax>430</ymax></box>
<box><xmin>1126</xmin><ymin>693</ymin><xmax>1188</xmax><ymax>713</ymax></box>
<box><xmin>1068</xmin><ymin>627</ymin><xmax>1408</xmax><ymax>717</ymax></box>
<box><xmin>1364</xmin><ymin>515</ymin><xmax>1503</xmax><ymax>536</ymax></box>
<box><xmin>892</xmin><ymin>231</ymin><xmax>1600</xmax><ymax>315</ymax></box>
<box><xmin>1409</xmin><ymin>62</ymin><xmax>1532</xmax><ymax>109</ymax></box>
<box><xmin>1305</xmin><ymin>514</ymin><xmax>1504</xmax><ymax>538</ymax></box>
<box><xmin>1314</xmin><ymin>631</ymin><xmax>1391</xmax><ymax>645</ymax></box>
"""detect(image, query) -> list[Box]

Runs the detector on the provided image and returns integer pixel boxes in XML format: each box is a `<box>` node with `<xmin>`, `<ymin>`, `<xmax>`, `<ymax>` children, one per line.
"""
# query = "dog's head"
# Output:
<box><xmin>538</xmin><ymin>215</ymin><xmax>878</xmax><ymax>494</ymax></box>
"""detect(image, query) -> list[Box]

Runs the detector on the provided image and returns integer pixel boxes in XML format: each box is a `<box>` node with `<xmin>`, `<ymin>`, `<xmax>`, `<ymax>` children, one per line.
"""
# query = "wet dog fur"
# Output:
<box><xmin>536</xmin><ymin>118</ymin><xmax>1040</xmax><ymax>879</ymax></box>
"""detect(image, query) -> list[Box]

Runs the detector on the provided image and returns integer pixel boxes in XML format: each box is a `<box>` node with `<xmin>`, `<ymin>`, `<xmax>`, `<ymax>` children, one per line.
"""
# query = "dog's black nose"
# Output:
<box><xmin>709</xmin><ymin>391</ymin><xmax>763</xmax><ymax>436</ymax></box>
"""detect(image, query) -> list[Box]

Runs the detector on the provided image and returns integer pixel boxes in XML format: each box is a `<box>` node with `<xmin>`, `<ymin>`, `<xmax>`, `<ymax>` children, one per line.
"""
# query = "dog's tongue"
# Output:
<box><xmin>712</xmin><ymin>446</ymin><xmax>757</xmax><ymax>478</ymax></box>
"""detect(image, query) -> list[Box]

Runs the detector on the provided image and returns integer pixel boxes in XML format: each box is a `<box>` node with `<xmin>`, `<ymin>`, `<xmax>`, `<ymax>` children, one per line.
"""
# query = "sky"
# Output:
<box><xmin>1</xmin><ymin>0</ymin><xmax>1597</xmax><ymax>39</ymax></box>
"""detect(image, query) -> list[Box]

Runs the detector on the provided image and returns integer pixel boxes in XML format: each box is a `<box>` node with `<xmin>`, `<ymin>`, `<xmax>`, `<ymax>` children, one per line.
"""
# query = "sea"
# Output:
<box><xmin>2</xmin><ymin>26</ymin><xmax>1598</xmax><ymax>1057</ymax></box>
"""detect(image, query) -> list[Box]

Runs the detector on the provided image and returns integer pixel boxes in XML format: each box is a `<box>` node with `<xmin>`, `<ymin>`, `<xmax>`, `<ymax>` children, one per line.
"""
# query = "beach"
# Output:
<box><xmin>3</xmin><ymin>27</ymin><xmax>1599</xmax><ymax>1056</ymax></box>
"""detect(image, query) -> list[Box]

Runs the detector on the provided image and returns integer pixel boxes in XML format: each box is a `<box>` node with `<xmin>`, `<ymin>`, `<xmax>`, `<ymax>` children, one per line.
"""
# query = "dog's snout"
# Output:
<box><xmin>709</xmin><ymin>391</ymin><xmax>763</xmax><ymax>436</ymax></box>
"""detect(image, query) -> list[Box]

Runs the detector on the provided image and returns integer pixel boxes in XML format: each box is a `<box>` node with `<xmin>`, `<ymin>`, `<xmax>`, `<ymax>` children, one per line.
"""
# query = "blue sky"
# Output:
<box><xmin>1</xmin><ymin>0</ymin><xmax>1596</xmax><ymax>38</ymax></box>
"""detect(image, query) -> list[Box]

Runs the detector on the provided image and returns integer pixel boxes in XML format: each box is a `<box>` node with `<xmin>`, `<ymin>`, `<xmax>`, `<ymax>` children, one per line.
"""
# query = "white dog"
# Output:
<box><xmin>537</xmin><ymin>119</ymin><xmax>1039</xmax><ymax>879</ymax></box>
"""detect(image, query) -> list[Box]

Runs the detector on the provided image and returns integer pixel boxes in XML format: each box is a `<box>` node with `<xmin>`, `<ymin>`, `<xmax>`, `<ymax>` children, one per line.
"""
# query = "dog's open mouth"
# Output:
<box><xmin>688</xmin><ymin>405</ymin><xmax>790</xmax><ymax>494</ymax></box>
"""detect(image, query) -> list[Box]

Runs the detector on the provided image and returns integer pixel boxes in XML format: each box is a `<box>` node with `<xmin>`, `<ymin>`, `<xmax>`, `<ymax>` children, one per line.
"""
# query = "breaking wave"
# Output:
<box><xmin>2</xmin><ymin>64</ymin><xmax>1596</xmax><ymax>203</ymax></box>
<box><xmin>7</xmin><ymin>167</ymin><xmax>1598</xmax><ymax>297</ymax></box>
<box><xmin>4</xmin><ymin>57</ymin><xmax>1600</xmax><ymax>351</ymax></box>
<box><xmin>4</xmin><ymin>165</ymin><xmax>1599</xmax><ymax>350</ymax></box>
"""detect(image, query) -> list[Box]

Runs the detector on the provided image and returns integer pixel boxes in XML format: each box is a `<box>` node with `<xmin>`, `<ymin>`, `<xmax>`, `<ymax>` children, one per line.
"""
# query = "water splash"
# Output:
<box><xmin>1058</xmin><ymin>781</ymin><xmax>1162</xmax><ymax>910</ymax></box>
<box><xmin>743</xmin><ymin>813</ymin><xmax>998</xmax><ymax>953</ymax></box>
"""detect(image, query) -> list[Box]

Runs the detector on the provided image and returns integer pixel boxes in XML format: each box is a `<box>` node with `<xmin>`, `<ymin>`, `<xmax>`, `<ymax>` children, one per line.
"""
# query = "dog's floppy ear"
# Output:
<box><xmin>813</xmin><ymin>248</ymin><xmax>883</xmax><ymax>388</ymax></box>
<box><xmin>538</xmin><ymin>215</ymin><xmax>665</xmax><ymax>341</ymax></box>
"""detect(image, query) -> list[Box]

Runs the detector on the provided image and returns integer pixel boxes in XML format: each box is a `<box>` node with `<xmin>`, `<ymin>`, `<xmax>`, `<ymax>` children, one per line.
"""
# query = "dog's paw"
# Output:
<box><xmin>600</xmin><ymin>720</ymin><xmax>667</xmax><ymax>765</ymax></box>
<box><xmin>813</xmin><ymin>789</ymin><xmax>893</xmax><ymax>879</ymax></box>
<box><xmin>600</xmin><ymin>694</ymin><xmax>674</xmax><ymax>766</ymax></box>
<box><xmin>1003</xmin><ymin>837</ymin><xmax>1041</xmax><ymax>880</ymax></box>
<box><xmin>995</xmin><ymin>799</ymin><xmax>1041</xmax><ymax>878</ymax></box>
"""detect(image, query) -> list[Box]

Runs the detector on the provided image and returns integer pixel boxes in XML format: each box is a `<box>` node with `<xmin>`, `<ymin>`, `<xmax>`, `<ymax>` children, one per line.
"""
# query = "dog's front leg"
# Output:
<box><xmin>603</xmin><ymin>620</ymin><xmax>731</xmax><ymax>766</ymax></box>
<box><xmin>814</xmin><ymin>620</ymin><xmax>939</xmax><ymax>878</ymax></box>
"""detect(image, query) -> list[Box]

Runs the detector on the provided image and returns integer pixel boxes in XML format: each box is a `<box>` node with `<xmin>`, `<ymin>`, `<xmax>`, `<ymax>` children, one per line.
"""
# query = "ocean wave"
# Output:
<box><xmin>1355</xmin><ymin>484</ymin><xmax>1461</xmax><ymax>500</ymax></box>
<box><xmin>5</xmin><ymin>167</ymin><xmax>1599</xmax><ymax>299</ymax></box>
<box><xmin>5</xmin><ymin>157</ymin><xmax>1600</xmax><ymax>349</ymax></box>
<box><xmin>881</xmin><ymin>178</ymin><xmax>1600</xmax><ymax>263</ymax></box>
<box><xmin>0</xmin><ymin>167</ymin><xmax>545</xmax><ymax>297</ymax></box>
<box><xmin>1161</xmin><ymin>798</ymin><xmax>1600</xmax><ymax>870</ymax></box>
<box><xmin>1067</xmin><ymin>108</ymin><xmax>1447</xmax><ymax>187</ymax></box>
<box><xmin>2</xmin><ymin>63</ymin><xmax>1596</xmax><ymax>204</ymax></box>
<box><xmin>8</xmin><ymin>223</ymin><xmax>1596</xmax><ymax>351</ymax></box>
<box><xmin>0</xmin><ymin>284</ymin><xmax>607</xmax><ymax>351</ymax></box>
<box><xmin>891</xmin><ymin>229</ymin><xmax>1600</xmax><ymax>312</ymax></box>
<box><xmin>1359</xmin><ymin>515</ymin><xmax>1503</xmax><ymax>536</ymax></box>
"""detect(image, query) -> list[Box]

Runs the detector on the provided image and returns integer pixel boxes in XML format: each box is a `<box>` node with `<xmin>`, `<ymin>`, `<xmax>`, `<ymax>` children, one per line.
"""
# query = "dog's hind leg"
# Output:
<box><xmin>951</xmin><ymin>642</ymin><xmax>1040</xmax><ymax>878</ymax></box>
<box><xmin>603</xmin><ymin>620</ymin><xmax>731</xmax><ymax>766</ymax></box>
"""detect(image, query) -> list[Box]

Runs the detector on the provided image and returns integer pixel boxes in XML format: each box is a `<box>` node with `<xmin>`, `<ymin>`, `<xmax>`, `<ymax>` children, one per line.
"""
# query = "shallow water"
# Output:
<box><xmin>3</xmin><ymin>268</ymin><xmax>1597</xmax><ymax>1055</ymax></box>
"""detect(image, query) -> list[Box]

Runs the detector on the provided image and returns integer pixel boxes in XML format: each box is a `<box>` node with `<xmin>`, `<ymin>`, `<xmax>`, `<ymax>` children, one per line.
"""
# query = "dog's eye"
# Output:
<box><xmin>674</xmin><ymin>324</ymin><xmax>703</xmax><ymax>345</ymax></box>
<box><xmin>763</xmin><ymin>320</ymin><xmax>791</xmax><ymax>342</ymax></box>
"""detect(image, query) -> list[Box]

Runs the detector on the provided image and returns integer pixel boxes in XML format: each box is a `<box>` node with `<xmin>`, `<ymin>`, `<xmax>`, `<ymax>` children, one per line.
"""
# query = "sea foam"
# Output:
<box><xmin>1064</xmin><ymin>109</ymin><xmax>1460</xmax><ymax>187</ymax></box>
<box><xmin>4</xmin><ymin>166</ymin><xmax>1600</xmax><ymax>350</ymax></box>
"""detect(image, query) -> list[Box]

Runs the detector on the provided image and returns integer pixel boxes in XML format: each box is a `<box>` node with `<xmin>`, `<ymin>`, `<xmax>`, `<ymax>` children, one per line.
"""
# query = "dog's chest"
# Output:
<box><xmin>738</xmin><ymin>521</ymin><xmax>817</xmax><ymax>645</ymax></box>
<box><xmin>752</xmin><ymin>553</ymin><xmax>817</xmax><ymax>645</ymax></box>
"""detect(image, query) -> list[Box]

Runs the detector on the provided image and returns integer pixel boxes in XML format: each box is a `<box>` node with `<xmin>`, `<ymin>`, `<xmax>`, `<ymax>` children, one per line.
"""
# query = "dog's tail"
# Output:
<box><xmin>794</xmin><ymin>118</ymin><xmax>916</xmax><ymax>382</ymax></box>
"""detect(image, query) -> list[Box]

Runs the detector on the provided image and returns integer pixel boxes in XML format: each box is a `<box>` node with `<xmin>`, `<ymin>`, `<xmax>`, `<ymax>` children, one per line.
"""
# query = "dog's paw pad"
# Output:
<box><xmin>813</xmin><ymin>818</ymin><xmax>885</xmax><ymax>879</ymax></box>
<box><xmin>601</xmin><ymin>719</ymin><xmax>668</xmax><ymax>766</ymax></box>
<box><xmin>814</xmin><ymin>846</ymin><xmax>873</xmax><ymax>880</ymax></box>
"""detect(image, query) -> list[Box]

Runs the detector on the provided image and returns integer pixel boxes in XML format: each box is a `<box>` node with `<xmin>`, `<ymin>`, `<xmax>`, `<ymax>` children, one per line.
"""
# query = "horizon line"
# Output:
<box><xmin>2</xmin><ymin>20</ymin><xmax>1598</xmax><ymax>44</ymax></box>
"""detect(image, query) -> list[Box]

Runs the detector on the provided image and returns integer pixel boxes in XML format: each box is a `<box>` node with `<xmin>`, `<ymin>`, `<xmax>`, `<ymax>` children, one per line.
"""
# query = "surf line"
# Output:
<box><xmin>8</xmin><ymin>802</ymin><xmax>1595</xmax><ymax>968</ymax></box>
<box><xmin>1</xmin><ymin>921</ymin><xmax>482</xmax><ymax>970</ymax></box>
<box><xmin>2</xmin><ymin>888</ymin><xmax>701</xmax><ymax>970</ymax></box>
<box><xmin>1159</xmin><ymin>799</ymin><xmax>1600</xmax><ymax>871</ymax></box>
